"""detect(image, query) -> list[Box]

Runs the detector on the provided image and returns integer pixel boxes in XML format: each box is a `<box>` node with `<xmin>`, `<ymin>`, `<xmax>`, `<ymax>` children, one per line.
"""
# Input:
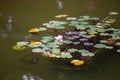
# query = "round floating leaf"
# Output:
<box><xmin>81</xmin><ymin>52</ymin><xmax>95</xmax><ymax>57</ymax></box>
<box><xmin>73</xmin><ymin>41</ymin><xmax>80</xmax><ymax>45</ymax></box>
<box><xmin>28</xmin><ymin>28</ymin><xmax>40</xmax><ymax>33</ymax></box>
<box><xmin>66</xmin><ymin>36</ymin><xmax>75</xmax><ymax>40</ymax></box>
<box><xmin>117</xmin><ymin>49</ymin><xmax>120</xmax><ymax>53</ymax></box>
<box><xmin>79</xmin><ymin>21</ymin><xmax>89</xmax><ymax>25</ymax></box>
<box><xmin>55</xmin><ymin>26</ymin><xmax>65</xmax><ymax>29</ymax></box>
<box><xmin>82</xmin><ymin>35</ymin><xmax>91</xmax><ymax>38</ymax></box>
<box><xmin>90</xmin><ymin>17</ymin><xmax>100</xmax><ymax>20</ymax></box>
<box><xmin>94</xmin><ymin>43</ymin><xmax>106</xmax><ymax>48</ymax></box>
<box><xmin>100</xmin><ymin>40</ymin><xmax>108</xmax><ymax>43</ymax></box>
<box><xmin>65</xmin><ymin>31</ymin><xmax>79</xmax><ymax>35</ymax></box>
<box><xmin>28</xmin><ymin>43</ymin><xmax>41</xmax><ymax>48</ymax></box>
<box><xmin>70</xmin><ymin>59</ymin><xmax>84</xmax><ymax>66</ymax></box>
<box><xmin>75</xmin><ymin>25</ymin><xmax>87</xmax><ymax>30</ymax></box>
<box><xmin>39</xmin><ymin>27</ymin><xmax>47</xmax><ymax>31</ymax></box>
<box><xmin>61</xmin><ymin>52</ymin><xmax>72</xmax><ymax>58</ymax></box>
<box><xmin>109</xmin><ymin>12</ymin><xmax>119</xmax><ymax>15</ymax></box>
<box><xmin>71</xmin><ymin>35</ymin><xmax>80</xmax><ymax>39</ymax></box>
<box><xmin>88</xmin><ymin>52</ymin><xmax>95</xmax><ymax>57</ymax></box>
<box><xmin>78</xmin><ymin>49</ymin><xmax>89</xmax><ymax>53</ymax></box>
<box><xmin>16</xmin><ymin>41</ymin><xmax>29</xmax><ymax>46</ymax></box>
<box><xmin>79</xmin><ymin>31</ymin><xmax>87</xmax><ymax>35</ymax></box>
<box><xmin>68</xmin><ymin>48</ymin><xmax>78</xmax><ymax>53</ymax></box>
<box><xmin>63</xmin><ymin>40</ymin><xmax>72</xmax><ymax>44</ymax></box>
<box><xmin>80</xmin><ymin>15</ymin><xmax>90</xmax><ymax>20</ymax></box>
<box><xmin>116</xmin><ymin>42</ymin><xmax>120</xmax><ymax>46</ymax></box>
<box><xmin>41</xmin><ymin>36</ymin><xmax>53</xmax><ymax>43</ymax></box>
<box><xmin>79</xmin><ymin>38</ymin><xmax>88</xmax><ymax>41</ymax></box>
<box><xmin>47</xmin><ymin>42</ymin><xmax>59</xmax><ymax>48</ymax></box>
<box><xmin>105</xmin><ymin>46</ymin><xmax>113</xmax><ymax>49</ymax></box>
<box><xmin>105</xmin><ymin>19</ymin><xmax>116</xmax><ymax>24</ymax></box>
<box><xmin>66</xmin><ymin>17</ymin><xmax>77</xmax><ymax>20</ymax></box>
<box><xmin>100</xmin><ymin>33</ymin><xmax>110</xmax><ymax>36</ymax></box>
<box><xmin>97</xmin><ymin>28</ymin><xmax>106</xmax><ymax>33</ymax></box>
<box><xmin>43</xmin><ymin>23</ymin><xmax>50</xmax><ymax>26</ymax></box>
<box><xmin>52</xmin><ymin>49</ymin><xmax>60</xmax><ymax>55</ymax></box>
<box><xmin>12</xmin><ymin>45</ymin><xmax>27</xmax><ymax>50</ymax></box>
<box><xmin>83</xmin><ymin>42</ymin><xmax>94</xmax><ymax>46</ymax></box>
<box><xmin>32</xmin><ymin>48</ymin><xmax>43</xmax><ymax>53</ymax></box>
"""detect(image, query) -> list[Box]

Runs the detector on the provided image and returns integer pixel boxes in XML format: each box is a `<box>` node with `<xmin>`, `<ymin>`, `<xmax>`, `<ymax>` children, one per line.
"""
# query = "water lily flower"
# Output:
<box><xmin>55</xmin><ymin>35</ymin><xmax>63</xmax><ymax>42</ymax></box>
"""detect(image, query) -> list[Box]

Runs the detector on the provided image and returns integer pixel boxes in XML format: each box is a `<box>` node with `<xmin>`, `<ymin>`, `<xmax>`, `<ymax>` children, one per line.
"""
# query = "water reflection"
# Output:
<box><xmin>0</xmin><ymin>16</ymin><xmax>16</xmax><ymax>38</ymax></box>
<box><xmin>56</xmin><ymin>0</ymin><xmax>63</xmax><ymax>9</ymax></box>
<box><xmin>24</xmin><ymin>34</ymin><xmax>32</xmax><ymax>41</ymax></box>
<box><xmin>86</xmin><ymin>0</ymin><xmax>96</xmax><ymax>12</ymax></box>
<box><xmin>22</xmin><ymin>73</ymin><xmax>43</xmax><ymax>80</ymax></box>
<box><xmin>0</xmin><ymin>11</ymin><xmax>2</xmax><ymax>16</ymax></box>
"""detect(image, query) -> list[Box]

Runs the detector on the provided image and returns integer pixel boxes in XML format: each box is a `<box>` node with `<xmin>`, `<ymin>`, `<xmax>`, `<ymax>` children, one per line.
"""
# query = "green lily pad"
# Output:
<box><xmin>116</xmin><ymin>42</ymin><xmax>120</xmax><ymax>46</ymax></box>
<box><xmin>97</xmin><ymin>28</ymin><xmax>106</xmax><ymax>33</ymax></box>
<box><xmin>52</xmin><ymin>48</ymin><xmax>60</xmax><ymax>55</ymax></box>
<box><xmin>81</xmin><ymin>52</ymin><xmax>95</xmax><ymax>57</ymax></box>
<box><xmin>90</xmin><ymin>17</ymin><xmax>100</xmax><ymax>20</ymax></box>
<box><xmin>94</xmin><ymin>43</ymin><xmax>106</xmax><ymax>48</ymax></box>
<box><xmin>63</xmin><ymin>40</ymin><xmax>73</xmax><ymax>44</ymax></box>
<box><xmin>66</xmin><ymin>17</ymin><xmax>77</xmax><ymax>20</ymax></box>
<box><xmin>61</xmin><ymin>52</ymin><xmax>72</xmax><ymax>58</ymax></box>
<box><xmin>55</xmin><ymin>26</ymin><xmax>65</xmax><ymax>29</ymax></box>
<box><xmin>105</xmin><ymin>46</ymin><xmax>113</xmax><ymax>49</ymax></box>
<box><xmin>117</xmin><ymin>49</ymin><xmax>120</xmax><ymax>53</ymax></box>
<box><xmin>80</xmin><ymin>15</ymin><xmax>90</xmax><ymax>20</ymax></box>
<box><xmin>78</xmin><ymin>49</ymin><xmax>89</xmax><ymax>53</ymax></box>
<box><xmin>100</xmin><ymin>40</ymin><xmax>108</xmax><ymax>43</ymax></box>
<box><xmin>32</xmin><ymin>48</ymin><xmax>43</xmax><ymax>53</ymax></box>
<box><xmin>17</xmin><ymin>41</ymin><xmax>29</xmax><ymax>46</ymax></box>
<box><xmin>68</xmin><ymin>48</ymin><xmax>78</xmax><ymax>53</ymax></box>
<box><xmin>109</xmin><ymin>11</ymin><xmax>119</xmax><ymax>15</ymax></box>
<box><xmin>100</xmin><ymin>33</ymin><xmax>110</xmax><ymax>36</ymax></box>
<box><xmin>39</xmin><ymin>27</ymin><xmax>47</xmax><ymax>31</ymax></box>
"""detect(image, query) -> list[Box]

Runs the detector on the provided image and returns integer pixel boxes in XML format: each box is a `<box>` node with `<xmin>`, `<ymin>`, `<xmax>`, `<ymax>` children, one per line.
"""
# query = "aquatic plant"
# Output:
<box><xmin>13</xmin><ymin>12</ymin><xmax>120</xmax><ymax>67</ymax></box>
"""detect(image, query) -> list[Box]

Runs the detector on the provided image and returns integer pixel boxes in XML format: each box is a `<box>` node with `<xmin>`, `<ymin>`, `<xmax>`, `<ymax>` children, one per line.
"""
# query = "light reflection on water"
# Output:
<box><xmin>0</xmin><ymin>0</ymin><xmax>120</xmax><ymax>80</ymax></box>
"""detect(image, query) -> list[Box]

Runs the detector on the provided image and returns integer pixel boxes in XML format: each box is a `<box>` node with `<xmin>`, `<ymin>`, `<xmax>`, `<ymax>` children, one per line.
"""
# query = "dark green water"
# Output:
<box><xmin>0</xmin><ymin>0</ymin><xmax>120</xmax><ymax>80</ymax></box>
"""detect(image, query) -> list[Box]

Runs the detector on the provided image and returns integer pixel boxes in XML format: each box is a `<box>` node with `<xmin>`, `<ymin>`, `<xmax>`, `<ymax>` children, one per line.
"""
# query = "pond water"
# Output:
<box><xmin>0</xmin><ymin>0</ymin><xmax>120</xmax><ymax>80</ymax></box>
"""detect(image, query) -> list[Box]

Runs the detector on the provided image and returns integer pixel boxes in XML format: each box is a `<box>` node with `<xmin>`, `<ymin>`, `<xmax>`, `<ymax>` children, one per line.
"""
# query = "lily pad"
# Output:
<box><xmin>63</xmin><ymin>40</ymin><xmax>72</xmax><ymax>44</ymax></box>
<box><xmin>83</xmin><ymin>42</ymin><xmax>94</xmax><ymax>46</ymax></box>
<box><xmin>81</xmin><ymin>52</ymin><xmax>95</xmax><ymax>57</ymax></box>
<box><xmin>66</xmin><ymin>17</ymin><xmax>77</xmax><ymax>20</ymax></box>
<box><xmin>116</xmin><ymin>42</ymin><xmax>120</xmax><ymax>46</ymax></box>
<box><xmin>16</xmin><ymin>41</ymin><xmax>29</xmax><ymax>46</ymax></box>
<box><xmin>105</xmin><ymin>46</ymin><xmax>113</xmax><ymax>49</ymax></box>
<box><xmin>61</xmin><ymin>52</ymin><xmax>72</xmax><ymax>58</ymax></box>
<box><xmin>94</xmin><ymin>43</ymin><xmax>106</xmax><ymax>48</ymax></box>
<box><xmin>117</xmin><ymin>49</ymin><xmax>120</xmax><ymax>53</ymax></box>
<box><xmin>12</xmin><ymin>45</ymin><xmax>27</xmax><ymax>50</ymax></box>
<box><xmin>39</xmin><ymin>27</ymin><xmax>47</xmax><ymax>31</ymax></box>
<box><xmin>68</xmin><ymin>48</ymin><xmax>78</xmax><ymax>53</ymax></box>
<box><xmin>73</xmin><ymin>41</ymin><xmax>80</xmax><ymax>45</ymax></box>
<box><xmin>100</xmin><ymin>40</ymin><xmax>108</xmax><ymax>44</ymax></box>
<box><xmin>32</xmin><ymin>48</ymin><xmax>43</xmax><ymax>53</ymax></box>
<box><xmin>109</xmin><ymin>11</ymin><xmax>119</xmax><ymax>15</ymax></box>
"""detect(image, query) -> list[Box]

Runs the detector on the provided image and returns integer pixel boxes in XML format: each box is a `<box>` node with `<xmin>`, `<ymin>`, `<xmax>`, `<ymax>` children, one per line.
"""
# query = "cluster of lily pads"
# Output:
<box><xmin>13</xmin><ymin>12</ymin><xmax>120</xmax><ymax>66</ymax></box>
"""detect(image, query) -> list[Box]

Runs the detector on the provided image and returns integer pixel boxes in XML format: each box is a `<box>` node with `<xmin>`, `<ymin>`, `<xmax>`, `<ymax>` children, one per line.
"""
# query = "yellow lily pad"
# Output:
<box><xmin>28</xmin><ymin>28</ymin><xmax>39</xmax><ymax>33</ymax></box>
<box><xmin>70</xmin><ymin>59</ymin><xmax>84</xmax><ymax>66</ymax></box>
<box><xmin>12</xmin><ymin>45</ymin><xmax>27</xmax><ymax>50</ymax></box>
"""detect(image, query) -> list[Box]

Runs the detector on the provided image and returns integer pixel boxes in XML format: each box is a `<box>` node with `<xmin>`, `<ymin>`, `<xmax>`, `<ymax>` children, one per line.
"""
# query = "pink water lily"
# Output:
<box><xmin>55</xmin><ymin>35</ymin><xmax>63</xmax><ymax>42</ymax></box>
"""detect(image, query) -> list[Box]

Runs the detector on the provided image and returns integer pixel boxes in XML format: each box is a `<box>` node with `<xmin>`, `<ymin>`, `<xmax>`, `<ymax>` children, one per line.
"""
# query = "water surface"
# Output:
<box><xmin>0</xmin><ymin>0</ymin><xmax>120</xmax><ymax>80</ymax></box>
